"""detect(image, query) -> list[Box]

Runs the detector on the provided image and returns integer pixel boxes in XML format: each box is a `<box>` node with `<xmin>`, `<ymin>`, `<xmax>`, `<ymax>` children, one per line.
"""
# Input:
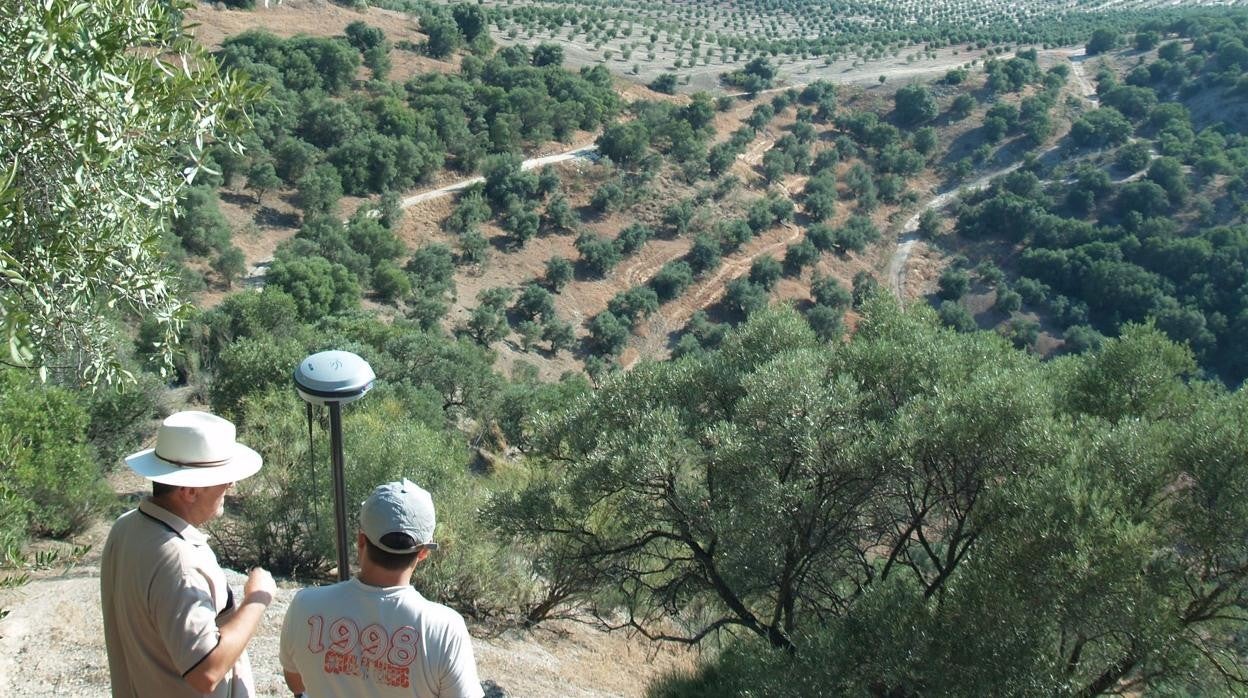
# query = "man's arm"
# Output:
<box><xmin>284</xmin><ymin>670</ymin><xmax>307</xmax><ymax>694</ymax></box>
<box><xmin>440</xmin><ymin>613</ymin><xmax>485</xmax><ymax>698</ymax></box>
<box><xmin>184</xmin><ymin>568</ymin><xmax>276</xmax><ymax>694</ymax></box>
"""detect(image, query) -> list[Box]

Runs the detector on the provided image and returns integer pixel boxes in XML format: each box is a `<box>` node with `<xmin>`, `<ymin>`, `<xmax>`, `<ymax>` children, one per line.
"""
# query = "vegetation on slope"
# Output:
<box><xmin>933</xmin><ymin>14</ymin><xmax>1248</xmax><ymax>384</ymax></box>
<box><xmin>4</xmin><ymin>2</ymin><xmax>1248</xmax><ymax>695</ymax></box>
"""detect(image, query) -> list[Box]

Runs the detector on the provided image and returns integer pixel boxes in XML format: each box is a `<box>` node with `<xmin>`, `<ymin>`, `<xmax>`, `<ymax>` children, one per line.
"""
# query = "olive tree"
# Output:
<box><xmin>494</xmin><ymin>302</ymin><xmax>1248</xmax><ymax>696</ymax></box>
<box><xmin>0</xmin><ymin>0</ymin><xmax>256</xmax><ymax>383</ymax></box>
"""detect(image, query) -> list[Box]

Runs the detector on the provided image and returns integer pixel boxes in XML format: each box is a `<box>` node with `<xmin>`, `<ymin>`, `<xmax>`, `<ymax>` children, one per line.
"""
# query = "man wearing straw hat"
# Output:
<box><xmin>279</xmin><ymin>478</ymin><xmax>483</xmax><ymax>698</ymax></box>
<box><xmin>101</xmin><ymin>411</ymin><xmax>276</xmax><ymax>697</ymax></box>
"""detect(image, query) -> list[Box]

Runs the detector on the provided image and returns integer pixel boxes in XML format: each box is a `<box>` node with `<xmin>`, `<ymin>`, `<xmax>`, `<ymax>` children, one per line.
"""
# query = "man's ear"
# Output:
<box><xmin>416</xmin><ymin>547</ymin><xmax>430</xmax><ymax>563</ymax></box>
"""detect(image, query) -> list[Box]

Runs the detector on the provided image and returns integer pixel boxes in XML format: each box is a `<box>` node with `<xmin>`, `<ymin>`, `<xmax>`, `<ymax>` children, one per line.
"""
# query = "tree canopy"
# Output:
<box><xmin>493</xmin><ymin>300</ymin><xmax>1248</xmax><ymax>696</ymax></box>
<box><xmin>0</xmin><ymin>0</ymin><xmax>255</xmax><ymax>383</ymax></box>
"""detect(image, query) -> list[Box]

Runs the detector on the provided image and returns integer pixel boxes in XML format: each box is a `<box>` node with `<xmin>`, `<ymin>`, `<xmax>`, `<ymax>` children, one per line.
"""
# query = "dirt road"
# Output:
<box><xmin>887</xmin><ymin>51</ymin><xmax>1101</xmax><ymax>300</ymax></box>
<box><xmin>887</xmin><ymin>164</ymin><xmax>1023</xmax><ymax>298</ymax></box>
<box><xmin>1064</xmin><ymin>48</ymin><xmax>1101</xmax><ymax>107</ymax></box>
<box><xmin>401</xmin><ymin>145</ymin><xmax>599</xmax><ymax>209</ymax></box>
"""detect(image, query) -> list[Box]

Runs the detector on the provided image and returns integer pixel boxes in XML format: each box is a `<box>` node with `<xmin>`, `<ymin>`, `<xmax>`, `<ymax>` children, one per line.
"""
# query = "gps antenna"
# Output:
<box><xmin>293</xmin><ymin>350</ymin><xmax>376</xmax><ymax>581</ymax></box>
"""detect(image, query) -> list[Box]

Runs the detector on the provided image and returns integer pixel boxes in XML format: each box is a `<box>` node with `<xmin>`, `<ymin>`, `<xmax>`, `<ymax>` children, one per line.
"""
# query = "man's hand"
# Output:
<box><xmin>245</xmin><ymin>567</ymin><xmax>276</xmax><ymax>606</ymax></box>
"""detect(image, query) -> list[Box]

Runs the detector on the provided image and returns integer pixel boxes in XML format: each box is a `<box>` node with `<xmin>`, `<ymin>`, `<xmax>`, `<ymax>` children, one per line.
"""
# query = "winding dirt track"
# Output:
<box><xmin>400</xmin><ymin>145</ymin><xmax>599</xmax><ymax>208</ymax></box>
<box><xmin>886</xmin><ymin>50</ymin><xmax>1100</xmax><ymax>300</ymax></box>
<box><xmin>887</xmin><ymin>165</ymin><xmax>1023</xmax><ymax>298</ymax></box>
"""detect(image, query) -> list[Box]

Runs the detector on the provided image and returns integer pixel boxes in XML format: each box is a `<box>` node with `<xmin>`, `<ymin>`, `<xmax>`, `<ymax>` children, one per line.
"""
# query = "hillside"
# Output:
<box><xmin>6</xmin><ymin>1</ymin><xmax>1248</xmax><ymax>696</ymax></box>
<box><xmin>178</xmin><ymin>1</ymin><xmax>1105</xmax><ymax>383</ymax></box>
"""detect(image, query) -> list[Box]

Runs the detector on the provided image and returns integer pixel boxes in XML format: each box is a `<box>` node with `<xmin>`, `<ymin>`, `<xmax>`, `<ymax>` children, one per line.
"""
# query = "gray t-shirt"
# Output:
<box><xmin>101</xmin><ymin>499</ymin><xmax>254</xmax><ymax>698</ymax></box>
<box><xmin>280</xmin><ymin>578</ymin><xmax>483</xmax><ymax>698</ymax></box>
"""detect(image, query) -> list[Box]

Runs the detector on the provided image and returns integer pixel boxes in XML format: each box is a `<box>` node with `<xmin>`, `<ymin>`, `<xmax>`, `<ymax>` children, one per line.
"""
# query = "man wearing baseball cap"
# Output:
<box><xmin>101</xmin><ymin>410</ymin><xmax>276</xmax><ymax>697</ymax></box>
<box><xmin>280</xmin><ymin>479</ymin><xmax>484</xmax><ymax>698</ymax></box>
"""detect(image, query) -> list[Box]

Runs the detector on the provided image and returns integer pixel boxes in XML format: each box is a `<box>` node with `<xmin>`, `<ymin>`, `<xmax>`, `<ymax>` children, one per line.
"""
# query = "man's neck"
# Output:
<box><xmin>356</xmin><ymin>564</ymin><xmax>413</xmax><ymax>589</ymax></box>
<box><xmin>148</xmin><ymin>494</ymin><xmax>196</xmax><ymax>525</ymax></box>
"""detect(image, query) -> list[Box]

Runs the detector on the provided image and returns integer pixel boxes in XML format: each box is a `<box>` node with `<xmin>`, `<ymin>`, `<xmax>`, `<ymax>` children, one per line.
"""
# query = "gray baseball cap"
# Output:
<box><xmin>360</xmin><ymin>479</ymin><xmax>438</xmax><ymax>553</ymax></box>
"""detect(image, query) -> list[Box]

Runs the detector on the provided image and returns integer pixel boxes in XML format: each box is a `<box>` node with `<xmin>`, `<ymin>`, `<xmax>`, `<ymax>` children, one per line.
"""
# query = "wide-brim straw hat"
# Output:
<box><xmin>125</xmin><ymin>411</ymin><xmax>262</xmax><ymax>487</ymax></box>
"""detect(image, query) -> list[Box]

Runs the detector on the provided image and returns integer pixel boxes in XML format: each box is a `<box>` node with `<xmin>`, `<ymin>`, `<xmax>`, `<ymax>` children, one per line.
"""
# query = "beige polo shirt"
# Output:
<box><xmin>100</xmin><ymin>499</ymin><xmax>255</xmax><ymax>698</ymax></box>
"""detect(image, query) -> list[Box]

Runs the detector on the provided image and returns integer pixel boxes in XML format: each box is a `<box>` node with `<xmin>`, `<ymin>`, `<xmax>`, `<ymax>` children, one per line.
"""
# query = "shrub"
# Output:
<box><xmin>174</xmin><ymin>186</ymin><xmax>232</xmax><ymax>256</ymax></box>
<box><xmin>517</xmin><ymin>320</ymin><xmax>542</xmax><ymax>351</ymax></box>
<box><xmin>852</xmin><ymin>271</ymin><xmax>880</xmax><ymax>308</ymax></box>
<box><xmin>213</xmin><ymin>246</ymin><xmax>247</xmax><ymax>288</ymax></box>
<box><xmin>811</xmin><ymin>275</ymin><xmax>851</xmax><ymax>309</ymax></box>
<box><xmin>943</xmin><ymin>67</ymin><xmax>969</xmax><ymax>85</ymax></box>
<box><xmin>445</xmin><ymin>189</ymin><xmax>491</xmax><ymax>233</ymax></box>
<box><xmin>745</xmin><ymin>198</ymin><xmax>776</xmax><ymax>233</ymax></box>
<box><xmin>267</xmin><ymin>256</ymin><xmax>361</xmax><ymax>321</ymax></box>
<box><xmin>513</xmin><ymin>283</ymin><xmax>556</xmax><ymax>322</ymax></box>
<box><xmin>1015</xmin><ymin>277</ymin><xmax>1050</xmax><ymax>305</ymax></box>
<box><xmin>949</xmin><ymin>94</ymin><xmax>976</xmax><ymax>120</ymax></box>
<box><xmin>651</xmin><ymin>261</ymin><xmax>695</xmax><ymax>301</ymax></box>
<box><xmin>650</xmin><ymin>73</ymin><xmax>678</xmax><ymax>94</ymax></box>
<box><xmin>1064</xmin><ymin>325</ymin><xmax>1105</xmax><ymax>353</ymax></box>
<box><xmin>616</xmin><ymin>223</ymin><xmax>654</xmax><ymax>255</ymax></box>
<box><xmin>576</xmin><ymin>232</ymin><xmax>622</xmax><ymax>277</ymax></box>
<box><xmin>210</xmin><ymin>332</ymin><xmax>309</xmax><ymax>422</ymax></box>
<box><xmin>406</xmin><ymin>244</ymin><xmax>456</xmax><ymax>296</ymax></box>
<box><xmin>542</xmin><ymin>320</ymin><xmax>577</xmax><ymax>355</ymax></box>
<box><xmin>938</xmin><ymin>268</ymin><xmax>971</xmax><ymax>300</ymax></box>
<box><xmin>588</xmin><ymin>311</ymin><xmax>629</xmax><ymax>355</ymax></box>
<box><xmin>296</xmin><ymin>164</ymin><xmax>344</xmax><ymax>216</ymax></box>
<box><xmin>221</xmin><ymin>392</ymin><xmax>517</xmax><ymax>611</ymax></box>
<box><xmin>608</xmin><ymin>286</ymin><xmax>660</xmax><ymax>326</ymax></box>
<box><xmin>719</xmin><ymin>219</ymin><xmax>754</xmax><ymax>251</ymax></box>
<box><xmin>457</xmin><ymin>230</ymin><xmax>488</xmax><ymax>266</ymax></box>
<box><xmin>466</xmin><ymin>303</ymin><xmax>508</xmax><ymax>346</ymax></box>
<box><xmin>836</xmin><ymin>216</ymin><xmax>880</xmax><ymax>253</ymax></box>
<box><xmin>544</xmin><ymin>257</ymin><xmax>574</xmax><ymax>291</ymax></box>
<box><xmin>783</xmin><ymin>239</ymin><xmax>819</xmax><ymax>275</ymax></box>
<box><xmin>346</xmin><ymin>215</ymin><xmax>402</xmax><ymax>267</ymax></box>
<box><xmin>664</xmin><ymin>199</ymin><xmax>697</xmax><ymax>236</ymax></box>
<box><xmin>532</xmin><ymin>43</ymin><xmax>564</xmax><ymax>67</ymax></box>
<box><xmin>937</xmin><ymin>300</ymin><xmax>977</xmax><ymax>332</ymax></box>
<box><xmin>597</xmin><ymin>121</ymin><xmax>650</xmax><ymax>168</ymax></box>
<box><xmin>894</xmin><ymin>84</ymin><xmax>938</xmax><ymax>126</ymax></box>
<box><xmin>373</xmin><ymin>261</ymin><xmax>411</xmax><ymax>303</ymax></box>
<box><xmin>805</xmin><ymin>304</ymin><xmax>843</xmax><ymax>341</ymax></box>
<box><xmin>590</xmin><ymin>182</ymin><xmax>627</xmax><ymax>214</ymax></box>
<box><xmin>542</xmin><ymin>194</ymin><xmax>577</xmax><ymax>233</ymax></box>
<box><xmin>917</xmin><ymin>209</ymin><xmax>942</xmax><ymax>239</ymax></box>
<box><xmin>1002</xmin><ymin>317</ymin><xmax>1040</xmax><ymax>349</ymax></box>
<box><xmin>502</xmin><ymin>201</ymin><xmax>540</xmax><ymax>248</ymax></box>
<box><xmin>723</xmin><ymin>278</ymin><xmax>769</xmax><ymax>318</ymax></box>
<box><xmin>749</xmin><ymin>255</ymin><xmax>782</xmax><ymax>291</ymax></box>
<box><xmin>688</xmin><ymin>235</ymin><xmax>722</xmax><ymax>275</ymax></box>
<box><xmin>0</xmin><ymin>371</ymin><xmax>111</xmax><ymax>541</ymax></box>
<box><xmin>803</xmin><ymin>175</ymin><xmax>838</xmax><ymax>221</ymax></box>
<box><xmin>995</xmin><ymin>288</ymin><xmax>1023</xmax><ymax>314</ymax></box>
<box><xmin>975</xmin><ymin>261</ymin><xmax>1005</xmax><ymax>286</ymax></box>
<box><xmin>1070</xmin><ymin>108</ymin><xmax>1131</xmax><ymax>149</ymax></box>
<box><xmin>808</xmin><ymin>224</ymin><xmax>837</xmax><ymax>252</ymax></box>
<box><xmin>1086</xmin><ymin>28</ymin><xmax>1119</xmax><ymax>55</ymax></box>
